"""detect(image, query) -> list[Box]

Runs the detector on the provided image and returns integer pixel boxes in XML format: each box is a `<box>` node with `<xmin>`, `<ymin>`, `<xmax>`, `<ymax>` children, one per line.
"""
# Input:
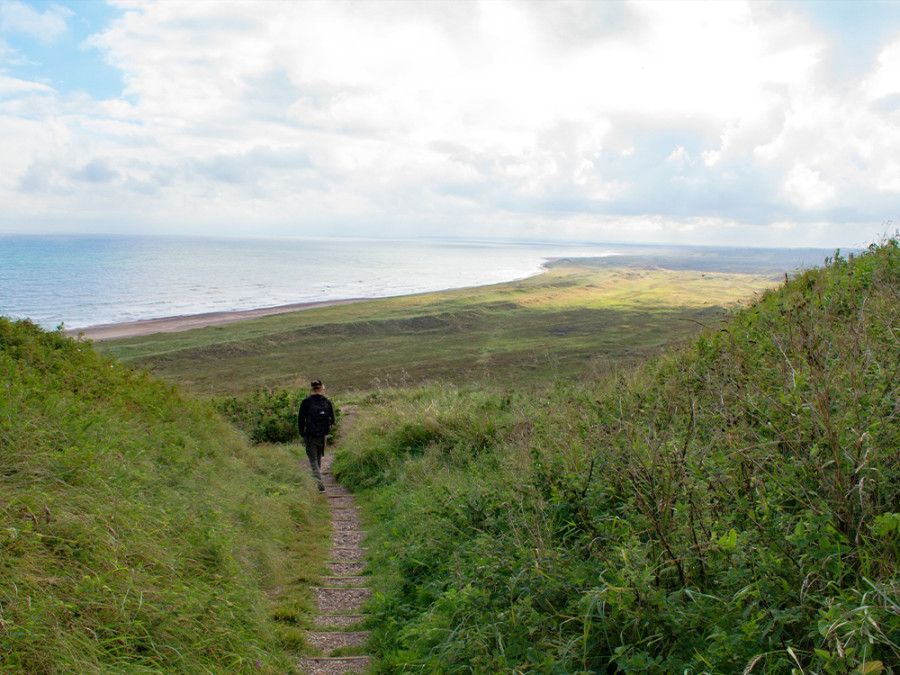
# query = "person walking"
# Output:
<box><xmin>297</xmin><ymin>379</ymin><xmax>335</xmax><ymax>492</ymax></box>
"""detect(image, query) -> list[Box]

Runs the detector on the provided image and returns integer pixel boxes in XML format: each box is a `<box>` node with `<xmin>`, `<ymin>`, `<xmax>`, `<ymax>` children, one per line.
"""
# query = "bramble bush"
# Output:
<box><xmin>216</xmin><ymin>387</ymin><xmax>307</xmax><ymax>443</ymax></box>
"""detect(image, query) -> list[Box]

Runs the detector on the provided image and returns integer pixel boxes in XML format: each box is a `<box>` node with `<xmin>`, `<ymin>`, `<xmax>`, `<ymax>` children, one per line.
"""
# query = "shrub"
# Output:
<box><xmin>216</xmin><ymin>387</ymin><xmax>307</xmax><ymax>443</ymax></box>
<box><xmin>336</xmin><ymin>237</ymin><xmax>900</xmax><ymax>674</ymax></box>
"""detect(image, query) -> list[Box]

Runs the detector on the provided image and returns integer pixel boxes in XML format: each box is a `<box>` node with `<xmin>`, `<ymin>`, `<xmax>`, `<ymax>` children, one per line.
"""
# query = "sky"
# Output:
<box><xmin>2</xmin><ymin>0</ymin><xmax>900</xmax><ymax>248</ymax></box>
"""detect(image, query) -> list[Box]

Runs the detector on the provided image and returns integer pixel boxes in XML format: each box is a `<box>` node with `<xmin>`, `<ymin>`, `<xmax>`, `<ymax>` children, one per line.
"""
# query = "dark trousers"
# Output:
<box><xmin>305</xmin><ymin>435</ymin><xmax>326</xmax><ymax>489</ymax></box>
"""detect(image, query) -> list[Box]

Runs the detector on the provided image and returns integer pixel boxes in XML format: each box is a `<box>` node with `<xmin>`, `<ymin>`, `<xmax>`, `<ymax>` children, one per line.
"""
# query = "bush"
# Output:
<box><xmin>336</xmin><ymin>237</ymin><xmax>900</xmax><ymax>674</ymax></box>
<box><xmin>216</xmin><ymin>387</ymin><xmax>307</xmax><ymax>443</ymax></box>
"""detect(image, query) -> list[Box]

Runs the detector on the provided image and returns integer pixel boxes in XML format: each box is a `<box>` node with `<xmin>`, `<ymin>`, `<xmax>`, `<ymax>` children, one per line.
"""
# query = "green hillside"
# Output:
<box><xmin>4</xmin><ymin>240</ymin><xmax>897</xmax><ymax>674</ymax></box>
<box><xmin>333</xmin><ymin>240</ymin><xmax>900</xmax><ymax>673</ymax></box>
<box><xmin>0</xmin><ymin>319</ymin><xmax>329</xmax><ymax>673</ymax></box>
<box><xmin>95</xmin><ymin>259</ymin><xmax>780</xmax><ymax>397</ymax></box>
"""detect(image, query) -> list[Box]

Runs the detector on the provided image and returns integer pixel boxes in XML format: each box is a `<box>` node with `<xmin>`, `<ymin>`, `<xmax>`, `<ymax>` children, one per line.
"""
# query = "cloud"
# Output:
<box><xmin>0</xmin><ymin>73</ymin><xmax>53</xmax><ymax>96</ymax></box>
<box><xmin>71</xmin><ymin>157</ymin><xmax>121</xmax><ymax>183</ymax></box>
<box><xmin>0</xmin><ymin>0</ymin><xmax>898</xmax><ymax>247</ymax></box>
<box><xmin>0</xmin><ymin>0</ymin><xmax>71</xmax><ymax>43</ymax></box>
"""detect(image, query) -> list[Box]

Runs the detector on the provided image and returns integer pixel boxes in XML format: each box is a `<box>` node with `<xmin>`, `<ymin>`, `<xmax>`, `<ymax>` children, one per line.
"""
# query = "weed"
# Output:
<box><xmin>0</xmin><ymin>319</ymin><xmax>329</xmax><ymax>673</ymax></box>
<box><xmin>336</xmin><ymin>237</ymin><xmax>900</xmax><ymax>674</ymax></box>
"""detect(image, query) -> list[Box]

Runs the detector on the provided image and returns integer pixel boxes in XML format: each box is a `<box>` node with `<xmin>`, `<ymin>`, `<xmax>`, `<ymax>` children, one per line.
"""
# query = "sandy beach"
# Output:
<box><xmin>68</xmin><ymin>298</ymin><xmax>365</xmax><ymax>341</ymax></box>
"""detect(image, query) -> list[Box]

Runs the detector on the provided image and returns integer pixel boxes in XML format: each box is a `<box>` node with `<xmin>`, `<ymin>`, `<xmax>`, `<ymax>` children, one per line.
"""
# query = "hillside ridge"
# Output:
<box><xmin>3</xmin><ymin>238</ymin><xmax>897</xmax><ymax>674</ymax></box>
<box><xmin>0</xmin><ymin>318</ymin><xmax>329</xmax><ymax>673</ymax></box>
<box><xmin>333</xmin><ymin>237</ymin><xmax>900</xmax><ymax>674</ymax></box>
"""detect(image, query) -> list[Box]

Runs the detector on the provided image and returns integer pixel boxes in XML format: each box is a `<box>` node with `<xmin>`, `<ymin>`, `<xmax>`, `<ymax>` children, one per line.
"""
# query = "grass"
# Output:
<box><xmin>332</xmin><ymin>240</ymin><xmax>900</xmax><ymax>674</ymax></box>
<box><xmin>93</xmin><ymin>259</ymin><xmax>782</xmax><ymax>396</ymax></box>
<box><xmin>0</xmin><ymin>318</ymin><xmax>331</xmax><ymax>673</ymax></box>
<box><xmin>4</xmin><ymin>244</ymin><xmax>853</xmax><ymax>673</ymax></box>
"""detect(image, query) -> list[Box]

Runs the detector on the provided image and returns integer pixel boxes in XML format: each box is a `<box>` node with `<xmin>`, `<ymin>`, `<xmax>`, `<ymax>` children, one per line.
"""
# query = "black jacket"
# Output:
<box><xmin>298</xmin><ymin>393</ymin><xmax>335</xmax><ymax>437</ymax></box>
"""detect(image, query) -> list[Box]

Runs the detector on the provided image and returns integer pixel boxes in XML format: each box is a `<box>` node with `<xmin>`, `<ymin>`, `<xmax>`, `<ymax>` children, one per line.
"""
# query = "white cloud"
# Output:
<box><xmin>0</xmin><ymin>0</ymin><xmax>71</xmax><ymax>43</ymax></box>
<box><xmin>0</xmin><ymin>0</ymin><xmax>898</xmax><ymax>247</ymax></box>
<box><xmin>784</xmin><ymin>164</ymin><xmax>834</xmax><ymax>209</ymax></box>
<box><xmin>667</xmin><ymin>146</ymin><xmax>690</xmax><ymax>167</ymax></box>
<box><xmin>861</xmin><ymin>40</ymin><xmax>900</xmax><ymax>101</ymax></box>
<box><xmin>0</xmin><ymin>73</ymin><xmax>53</xmax><ymax>96</ymax></box>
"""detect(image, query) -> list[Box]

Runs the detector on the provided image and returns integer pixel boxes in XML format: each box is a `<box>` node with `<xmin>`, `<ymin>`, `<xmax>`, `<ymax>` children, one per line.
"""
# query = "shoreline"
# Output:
<box><xmin>55</xmin><ymin>244</ymin><xmax>814</xmax><ymax>343</ymax></box>
<box><xmin>67</xmin><ymin>298</ymin><xmax>367</xmax><ymax>341</ymax></box>
<box><xmin>68</xmin><ymin>263</ymin><xmax>558</xmax><ymax>342</ymax></box>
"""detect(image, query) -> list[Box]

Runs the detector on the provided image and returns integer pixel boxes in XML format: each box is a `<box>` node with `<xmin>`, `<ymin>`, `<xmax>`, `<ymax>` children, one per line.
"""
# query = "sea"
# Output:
<box><xmin>0</xmin><ymin>234</ymin><xmax>834</xmax><ymax>331</ymax></box>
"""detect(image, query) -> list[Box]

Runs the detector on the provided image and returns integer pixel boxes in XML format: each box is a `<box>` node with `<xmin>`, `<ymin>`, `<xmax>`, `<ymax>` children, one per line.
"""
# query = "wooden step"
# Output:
<box><xmin>310</xmin><ymin>614</ymin><xmax>368</xmax><ymax>630</ymax></box>
<box><xmin>330</xmin><ymin>547</ymin><xmax>367</xmax><ymax>562</ymax></box>
<box><xmin>320</xmin><ymin>576</ymin><xmax>367</xmax><ymax>588</ymax></box>
<box><xmin>331</xmin><ymin>531</ymin><xmax>366</xmax><ymax>547</ymax></box>
<box><xmin>328</xmin><ymin>561</ymin><xmax>366</xmax><ymax>576</ymax></box>
<box><xmin>304</xmin><ymin>630</ymin><xmax>370</xmax><ymax>653</ymax></box>
<box><xmin>326</xmin><ymin>496</ymin><xmax>357</xmax><ymax>508</ymax></box>
<box><xmin>332</xmin><ymin>518</ymin><xmax>363</xmax><ymax>532</ymax></box>
<box><xmin>314</xmin><ymin>587</ymin><xmax>372</xmax><ymax>614</ymax></box>
<box><xmin>298</xmin><ymin>655</ymin><xmax>371</xmax><ymax>674</ymax></box>
<box><xmin>331</xmin><ymin>507</ymin><xmax>363</xmax><ymax>520</ymax></box>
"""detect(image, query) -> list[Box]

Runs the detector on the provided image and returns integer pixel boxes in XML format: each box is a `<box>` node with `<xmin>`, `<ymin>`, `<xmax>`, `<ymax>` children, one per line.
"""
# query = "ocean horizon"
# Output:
<box><xmin>0</xmin><ymin>234</ymin><xmax>834</xmax><ymax>331</ymax></box>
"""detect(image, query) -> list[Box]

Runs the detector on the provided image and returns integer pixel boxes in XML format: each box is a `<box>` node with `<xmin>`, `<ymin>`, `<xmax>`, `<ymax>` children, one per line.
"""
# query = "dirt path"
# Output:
<box><xmin>298</xmin><ymin>412</ymin><xmax>373</xmax><ymax>675</ymax></box>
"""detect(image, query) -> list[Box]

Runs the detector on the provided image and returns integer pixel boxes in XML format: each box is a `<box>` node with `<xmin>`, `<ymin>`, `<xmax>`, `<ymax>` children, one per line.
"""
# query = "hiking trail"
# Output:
<box><xmin>299</xmin><ymin>407</ymin><xmax>372</xmax><ymax>675</ymax></box>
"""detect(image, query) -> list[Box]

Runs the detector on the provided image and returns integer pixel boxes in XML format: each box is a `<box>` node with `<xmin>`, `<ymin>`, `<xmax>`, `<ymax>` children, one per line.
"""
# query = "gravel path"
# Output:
<box><xmin>328</xmin><ymin>561</ymin><xmax>366</xmax><ymax>576</ymax></box>
<box><xmin>298</xmin><ymin>433</ymin><xmax>373</xmax><ymax>675</ymax></box>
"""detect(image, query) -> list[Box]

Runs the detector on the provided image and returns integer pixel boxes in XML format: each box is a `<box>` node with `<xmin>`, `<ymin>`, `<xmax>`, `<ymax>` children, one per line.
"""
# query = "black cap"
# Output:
<box><xmin>310</xmin><ymin>379</ymin><xmax>323</xmax><ymax>388</ymax></box>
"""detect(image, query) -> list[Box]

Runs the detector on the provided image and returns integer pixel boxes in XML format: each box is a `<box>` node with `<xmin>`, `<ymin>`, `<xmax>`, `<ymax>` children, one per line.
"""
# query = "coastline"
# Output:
<box><xmin>68</xmin><ymin>298</ymin><xmax>366</xmax><ymax>341</ymax></box>
<box><xmin>68</xmin><ymin>263</ymin><xmax>556</xmax><ymax>342</ymax></box>
<box><xmin>56</xmin><ymin>243</ymin><xmax>815</xmax><ymax>343</ymax></box>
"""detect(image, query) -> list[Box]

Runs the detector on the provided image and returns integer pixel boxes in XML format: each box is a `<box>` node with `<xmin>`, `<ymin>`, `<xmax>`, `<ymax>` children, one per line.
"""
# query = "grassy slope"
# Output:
<box><xmin>0</xmin><ymin>248</ymin><xmax>835</xmax><ymax>673</ymax></box>
<box><xmin>333</xmin><ymin>241</ymin><xmax>900</xmax><ymax>674</ymax></box>
<box><xmin>95</xmin><ymin>260</ymin><xmax>780</xmax><ymax>396</ymax></box>
<box><xmin>0</xmin><ymin>319</ymin><xmax>329</xmax><ymax>674</ymax></box>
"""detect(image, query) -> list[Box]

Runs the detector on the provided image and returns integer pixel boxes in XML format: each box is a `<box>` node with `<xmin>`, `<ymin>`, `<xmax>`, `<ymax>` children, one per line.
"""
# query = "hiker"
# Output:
<box><xmin>298</xmin><ymin>378</ymin><xmax>335</xmax><ymax>492</ymax></box>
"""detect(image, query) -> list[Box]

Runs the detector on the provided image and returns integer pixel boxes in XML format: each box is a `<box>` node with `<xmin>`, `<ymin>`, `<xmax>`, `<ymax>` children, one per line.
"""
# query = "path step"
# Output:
<box><xmin>298</xmin><ymin>655</ymin><xmax>371</xmax><ymax>675</ymax></box>
<box><xmin>331</xmin><ymin>506</ymin><xmax>362</xmax><ymax>517</ymax></box>
<box><xmin>311</xmin><ymin>614</ymin><xmax>368</xmax><ymax>630</ymax></box>
<box><xmin>331</xmin><ymin>531</ymin><xmax>366</xmax><ymax>547</ymax></box>
<box><xmin>327</xmin><ymin>496</ymin><xmax>358</xmax><ymax>508</ymax></box>
<box><xmin>328</xmin><ymin>561</ymin><xmax>366</xmax><ymax>576</ymax></box>
<box><xmin>304</xmin><ymin>630</ymin><xmax>370</xmax><ymax>653</ymax></box>
<box><xmin>320</xmin><ymin>576</ymin><xmax>367</xmax><ymax>587</ymax></box>
<box><xmin>314</xmin><ymin>587</ymin><xmax>372</xmax><ymax>614</ymax></box>
<box><xmin>332</xmin><ymin>518</ymin><xmax>363</xmax><ymax>532</ymax></box>
<box><xmin>330</xmin><ymin>547</ymin><xmax>367</xmax><ymax>562</ymax></box>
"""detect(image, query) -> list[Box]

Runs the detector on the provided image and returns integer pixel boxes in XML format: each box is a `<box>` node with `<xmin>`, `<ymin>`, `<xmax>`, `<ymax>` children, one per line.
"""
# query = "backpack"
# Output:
<box><xmin>305</xmin><ymin>396</ymin><xmax>332</xmax><ymax>437</ymax></box>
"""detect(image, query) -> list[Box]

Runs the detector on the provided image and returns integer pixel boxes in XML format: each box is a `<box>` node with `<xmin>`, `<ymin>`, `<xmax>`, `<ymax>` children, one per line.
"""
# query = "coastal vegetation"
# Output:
<box><xmin>333</xmin><ymin>240</ymin><xmax>900</xmax><ymax>673</ymax></box>
<box><xmin>0</xmin><ymin>318</ymin><xmax>330</xmax><ymax>673</ymax></box>
<box><xmin>94</xmin><ymin>258</ymin><xmax>781</xmax><ymax>396</ymax></box>
<box><xmin>4</xmin><ymin>240</ymin><xmax>898</xmax><ymax>673</ymax></box>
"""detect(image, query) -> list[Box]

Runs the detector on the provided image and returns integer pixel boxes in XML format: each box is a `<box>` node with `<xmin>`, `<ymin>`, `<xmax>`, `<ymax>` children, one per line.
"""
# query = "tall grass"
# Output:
<box><xmin>96</xmin><ymin>261</ymin><xmax>780</xmax><ymax>396</ymax></box>
<box><xmin>335</xmin><ymin>238</ymin><xmax>900</xmax><ymax>674</ymax></box>
<box><xmin>0</xmin><ymin>318</ymin><xmax>329</xmax><ymax>673</ymax></box>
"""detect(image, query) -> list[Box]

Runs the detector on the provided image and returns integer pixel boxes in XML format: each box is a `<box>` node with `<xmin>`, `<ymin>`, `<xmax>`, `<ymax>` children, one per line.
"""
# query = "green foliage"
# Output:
<box><xmin>215</xmin><ymin>387</ymin><xmax>305</xmax><ymax>443</ymax></box>
<box><xmin>0</xmin><ymin>319</ymin><xmax>328</xmax><ymax>674</ymax></box>
<box><xmin>333</xmin><ymin>385</ymin><xmax>513</xmax><ymax>489</ymax></box>
<box><xmin>95</xmin><ymin>260</ymin><xmax>779</xmax><ymax>396</ymax></box>
<box><xmin>336</xmin><ymin>237</ymin><xmax>900</xmax><ymax>674</ymax></box>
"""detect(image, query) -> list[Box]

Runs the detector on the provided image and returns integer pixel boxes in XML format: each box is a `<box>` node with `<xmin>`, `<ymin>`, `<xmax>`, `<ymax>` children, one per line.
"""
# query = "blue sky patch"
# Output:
<box><xmin>1</xmin><ymin>0</ymin><xmax>125</xmax><ymax>99</ymax></box>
